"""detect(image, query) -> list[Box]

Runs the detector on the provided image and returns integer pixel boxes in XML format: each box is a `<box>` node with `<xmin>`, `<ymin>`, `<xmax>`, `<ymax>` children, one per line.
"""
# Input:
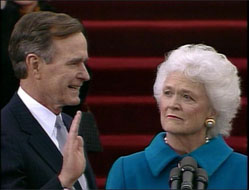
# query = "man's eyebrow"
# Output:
<box><xmin>66</xmin><ymin>57</ymin><xmax>88</xmax><ymax>64</ymax></box>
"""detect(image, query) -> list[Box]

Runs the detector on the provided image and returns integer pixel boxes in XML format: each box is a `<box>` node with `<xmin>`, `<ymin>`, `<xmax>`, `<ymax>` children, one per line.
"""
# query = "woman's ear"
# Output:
<box><xmin>26</xmin><ymin>53</ymin><xmax>43</xmax><ymax>79</ymax></box>
<box><xmin>208</xmin><ymin>107</ymin><xmax>217</xmax><ymax>119</ymax></box>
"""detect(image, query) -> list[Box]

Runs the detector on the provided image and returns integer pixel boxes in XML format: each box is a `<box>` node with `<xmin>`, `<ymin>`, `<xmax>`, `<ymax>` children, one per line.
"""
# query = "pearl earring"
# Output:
<box><xmin>205</xmin><ymin>118</ymin><xmax>215</xmax><ymax>143</ymax></box>
<box><xmin>205</xmin><ymin>118</ymin><xmax>215</xmax><ymax>128</ymax></box>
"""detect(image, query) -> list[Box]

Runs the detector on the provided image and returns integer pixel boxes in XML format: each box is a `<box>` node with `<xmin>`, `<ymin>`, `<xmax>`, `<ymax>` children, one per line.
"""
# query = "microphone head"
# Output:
<box><xmin>196</xmin><ymin>168</ymin><xmax>208</xmax><ymax>183</ymax></box>
<box><xmin>180</xmin><ymin>156</ymin><xmax>198</xmax><ymax>172</ymax></box>
<box><xmin>169</xmin><ymin>167</ymin><xmax>181</xmax><ymax>189</ymax></box>
<box><xmin>170</xmin><ymin>167</ymin><xmax>181</xmax><ymax>180</ymax></box>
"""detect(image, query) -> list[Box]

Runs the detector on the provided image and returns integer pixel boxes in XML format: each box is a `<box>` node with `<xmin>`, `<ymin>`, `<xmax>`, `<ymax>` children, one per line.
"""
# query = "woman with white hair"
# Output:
<box><xmin>106</xmin><ymin>44</ymin><xmax>247</xmax><ymax>189</ymax></box>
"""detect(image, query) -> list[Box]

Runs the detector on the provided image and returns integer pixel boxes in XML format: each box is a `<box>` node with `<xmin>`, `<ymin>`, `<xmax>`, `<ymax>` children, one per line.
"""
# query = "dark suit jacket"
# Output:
<box><xmin>1</xmin><ymin>93</ymin><xmax>97</xmax><ymax>189</ymax></box>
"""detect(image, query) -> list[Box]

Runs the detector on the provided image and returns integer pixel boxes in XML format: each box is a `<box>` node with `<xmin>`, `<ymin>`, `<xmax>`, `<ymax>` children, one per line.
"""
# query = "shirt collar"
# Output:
<box><xmin>145</xmin><ymin>132</ymin><xmax>233</xmax><ymax>177</ymax></box>
<box><xmin>17</xmin><ymin>86</ymin><xmax>60</xmax><ymax>137</ymax></box>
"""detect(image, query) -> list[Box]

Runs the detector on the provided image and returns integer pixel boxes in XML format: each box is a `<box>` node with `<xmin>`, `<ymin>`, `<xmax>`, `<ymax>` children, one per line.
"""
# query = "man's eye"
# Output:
<box><xmin>67</xmin><ymin>62</ymin><xmax>77</xmax><ymax>66</ymax></box>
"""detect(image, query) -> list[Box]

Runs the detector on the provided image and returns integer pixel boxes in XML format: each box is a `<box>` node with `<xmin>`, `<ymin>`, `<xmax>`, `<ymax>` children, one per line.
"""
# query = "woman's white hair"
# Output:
<box><xmin>153</xmin><ymin>44</ymin><xmax>241</xmax><ymax>138</ymax></box>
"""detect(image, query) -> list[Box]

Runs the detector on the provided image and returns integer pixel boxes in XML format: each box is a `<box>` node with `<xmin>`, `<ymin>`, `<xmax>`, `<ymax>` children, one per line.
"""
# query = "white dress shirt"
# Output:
<box><xmin>18</xmin><ymin>87</ymin><xmax>59</xmax><ymax>148</ymax></box>
<box><xmin>17</xmin><ymin>87</ymin><xmax>88</xmax><ymax>190</ymax></box>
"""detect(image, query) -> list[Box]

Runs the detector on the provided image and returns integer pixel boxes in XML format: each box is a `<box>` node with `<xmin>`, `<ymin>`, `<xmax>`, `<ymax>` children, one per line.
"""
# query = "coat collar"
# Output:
<box><xmin>145</xmin><ymin>132</ymin><xmax>233</xmax><ymax>177</ymax></box>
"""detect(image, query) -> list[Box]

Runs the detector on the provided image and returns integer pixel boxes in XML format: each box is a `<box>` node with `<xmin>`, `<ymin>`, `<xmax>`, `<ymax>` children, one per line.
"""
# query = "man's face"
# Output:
<box><xmin>37</xmin><ymin>32</ymin><xmax>90</xmax><ymax>113</ymax></box>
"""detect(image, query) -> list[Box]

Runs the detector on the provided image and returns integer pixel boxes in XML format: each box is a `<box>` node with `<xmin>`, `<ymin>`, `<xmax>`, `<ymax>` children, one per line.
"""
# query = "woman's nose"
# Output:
<box><xmin>168</xmin><ymin>95</ymin><xmax>181</xmax><ymax>110</ymax></box>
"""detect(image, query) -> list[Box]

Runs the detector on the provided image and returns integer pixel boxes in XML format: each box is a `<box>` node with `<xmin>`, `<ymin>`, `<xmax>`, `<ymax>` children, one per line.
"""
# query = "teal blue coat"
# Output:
<box><xmin>106</xmin><ymin>132</ymin><xmax>247</xmax><ymax>189</ymax></box>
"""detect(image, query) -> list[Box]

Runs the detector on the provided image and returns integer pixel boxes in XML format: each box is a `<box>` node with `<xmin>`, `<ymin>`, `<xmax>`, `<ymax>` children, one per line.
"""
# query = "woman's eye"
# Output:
<box><xmin>164</xmin><ymin>90</ymin><xmax>172</xmax><ymax>96</ymax></box>
<box><xmin>183</xmin><ymin>94</ymin><xmax>193</xmax><ymax>100</ymax></box>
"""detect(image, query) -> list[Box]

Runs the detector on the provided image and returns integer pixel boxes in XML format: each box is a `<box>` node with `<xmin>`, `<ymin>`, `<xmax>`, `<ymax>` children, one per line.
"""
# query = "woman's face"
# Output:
<box><xmin>159</xmin><ymin>72</ymin><xmax>214</xmax><ymax>136</ymax></box>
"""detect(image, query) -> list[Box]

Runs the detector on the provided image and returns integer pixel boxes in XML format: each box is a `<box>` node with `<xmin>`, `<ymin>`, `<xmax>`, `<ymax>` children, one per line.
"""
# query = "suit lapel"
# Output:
<box><xmin>11</xmin><ymin>94</ymin><xmax>83</xmax><ymax>189</ymax></box>
<box><xmin>10</xmin><ymin>94</ymin><xmax>63</xmax><ymax>173</ymax></box>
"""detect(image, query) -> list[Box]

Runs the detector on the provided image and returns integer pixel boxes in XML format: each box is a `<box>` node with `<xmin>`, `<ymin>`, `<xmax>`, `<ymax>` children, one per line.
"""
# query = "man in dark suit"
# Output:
<box><xmin>1</xmin><ymin>11</ymin><xmax>97</xmax><ymax>189</ymax></box>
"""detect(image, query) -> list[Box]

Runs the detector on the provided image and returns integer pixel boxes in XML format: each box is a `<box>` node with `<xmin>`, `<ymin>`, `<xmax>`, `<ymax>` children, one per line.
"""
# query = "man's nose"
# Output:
<box><xmin>78</xmin><ymin>64</ymin><xmax>90</xmax><ymax>81</ymax></box>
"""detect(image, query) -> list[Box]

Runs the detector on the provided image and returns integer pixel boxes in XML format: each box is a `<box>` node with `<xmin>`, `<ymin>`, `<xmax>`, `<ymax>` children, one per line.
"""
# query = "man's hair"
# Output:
<box><xmin>8</xmin><ymin>11</ymin><xmax>84</xmax><ymax>79</ymax></box>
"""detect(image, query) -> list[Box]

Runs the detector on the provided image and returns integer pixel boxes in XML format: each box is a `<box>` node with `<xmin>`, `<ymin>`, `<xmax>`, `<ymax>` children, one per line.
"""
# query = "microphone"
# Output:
<box><xmin>196</xmin><ymin>168</ymin><xmax>208</xmax><ymax>190</ymax></box>
<box><xmin>180</xmin><ymin>156</ymin><xmax>197</xmax><ymax>190</ymax></box>
<box><xmin>169</xmin><ymin>167</ymin><xmax>181</xmax><ymax>190</ymax></box>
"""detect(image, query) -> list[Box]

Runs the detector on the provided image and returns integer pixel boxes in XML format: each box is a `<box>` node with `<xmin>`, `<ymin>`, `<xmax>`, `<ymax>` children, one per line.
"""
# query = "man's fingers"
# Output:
<box><xmin>69</xmin><ymin>111</ymin><xmax>82</xmax><ymax>138</ymax></box>
<box><xmin>76</xmin><ymin>136</ymin><xmax>84</xmax><ymax>152</ymax></box>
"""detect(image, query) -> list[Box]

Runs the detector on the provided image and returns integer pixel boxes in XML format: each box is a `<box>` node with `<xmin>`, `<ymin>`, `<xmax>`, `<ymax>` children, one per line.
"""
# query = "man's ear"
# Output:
<box><xmin>26</xmin><ymin>53</ymin><xmax>43</xmax><ymax>79</ymax></box>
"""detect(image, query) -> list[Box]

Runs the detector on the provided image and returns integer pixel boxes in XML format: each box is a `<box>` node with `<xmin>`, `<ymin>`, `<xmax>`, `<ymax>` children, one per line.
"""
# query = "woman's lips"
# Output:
<box><xmin>167</xmin><ymin>114</ymin><xmax>183</xmax><ymax>120</ymax></box>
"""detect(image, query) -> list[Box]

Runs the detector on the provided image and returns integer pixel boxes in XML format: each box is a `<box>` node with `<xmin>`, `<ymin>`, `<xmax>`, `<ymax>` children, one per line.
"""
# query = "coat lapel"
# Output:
<box><xmin>10</xmin><ymin>94</ymin><xmax>82</xmax><ymax>189</ymax></box>
<box><xmin>10</xmin><ymin>94</ymin><xmax>63</xmax><ymax>173</ymax></box>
